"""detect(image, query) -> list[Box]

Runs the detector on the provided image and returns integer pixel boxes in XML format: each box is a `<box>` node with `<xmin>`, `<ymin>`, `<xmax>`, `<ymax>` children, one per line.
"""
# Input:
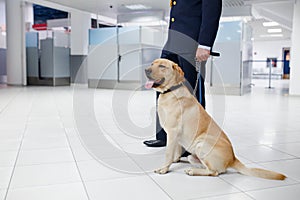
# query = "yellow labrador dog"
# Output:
<box><xmin>145</xmin><ymin>58</ymin><xmax>286</xmax><ymax>180</ymax></box>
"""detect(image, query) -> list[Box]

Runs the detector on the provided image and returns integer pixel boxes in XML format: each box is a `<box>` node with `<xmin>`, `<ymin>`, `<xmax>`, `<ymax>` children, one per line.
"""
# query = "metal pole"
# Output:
<box><xmin>265</xmin><ymin>59</ymin><xmax>275</xmax><ymax>89</ymax></box>
<box><xmin>116</xmin><ymin>25</ymin><xmax>120</xmax><ymax>83</ymax></box>
<box><xmin>210</xmin><ymin>56</ymin><xmax>213</xmax><ymax>87</ymax></box>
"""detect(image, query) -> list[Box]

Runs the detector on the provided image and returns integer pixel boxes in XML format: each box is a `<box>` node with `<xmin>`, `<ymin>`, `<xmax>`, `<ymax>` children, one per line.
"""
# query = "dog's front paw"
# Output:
<box><xmin>154</xmin><ymin>167</ymin><xmax>169</xmax><ymax>174</ymax></box>
<box><xmin>185</xmin><ymin>168</ymin><xmax>194</xmax><ymax>176</ymax></box>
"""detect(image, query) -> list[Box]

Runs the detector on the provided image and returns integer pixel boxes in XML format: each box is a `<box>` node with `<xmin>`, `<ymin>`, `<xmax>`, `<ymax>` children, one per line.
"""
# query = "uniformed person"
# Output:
<box><xmin>144</xmin><ymin>0</ymin><xmax>222</xmax><ymax>147</ymax></box>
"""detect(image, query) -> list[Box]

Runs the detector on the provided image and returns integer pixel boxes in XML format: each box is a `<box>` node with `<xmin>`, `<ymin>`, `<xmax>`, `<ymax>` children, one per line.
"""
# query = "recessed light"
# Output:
<box><xmin>267</xmin><ymin>28</ymin><xmax>282</xmax><ymax>33</ymax></box>
<box><xmin>263</xmin><ymin>21</ymin><xmax>279</xmax><ymax>27</ymax></box>
<box><xmin>260</xmin><ymin>34</ymin><xmax>283</xmax><ymax>37</ymax></box>
<box><xmin>124</xmin><ymin>4</ymin><xmax>151</xmax><ymax>10</ymax></box>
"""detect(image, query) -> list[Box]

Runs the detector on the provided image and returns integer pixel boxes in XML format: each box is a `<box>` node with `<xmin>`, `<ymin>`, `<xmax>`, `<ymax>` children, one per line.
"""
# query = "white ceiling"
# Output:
<box><xmin>42</xmin><ymin>0</ymin><xmax>295</xmax><ymax>41</ymax></box>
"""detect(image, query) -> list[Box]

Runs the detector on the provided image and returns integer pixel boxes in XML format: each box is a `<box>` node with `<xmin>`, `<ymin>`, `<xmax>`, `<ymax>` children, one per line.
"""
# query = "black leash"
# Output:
<box><xmin>193</xmin><ymin>52</ymin><xmax>220</xmax><ymax>96</ymax></box>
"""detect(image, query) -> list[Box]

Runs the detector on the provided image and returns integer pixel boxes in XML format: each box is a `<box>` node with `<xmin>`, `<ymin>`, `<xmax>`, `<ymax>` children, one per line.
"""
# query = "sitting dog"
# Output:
<box><xmin>145</xmin><ymin>58</ymin><xmax>286</xmax><ymax>180</ymax></box>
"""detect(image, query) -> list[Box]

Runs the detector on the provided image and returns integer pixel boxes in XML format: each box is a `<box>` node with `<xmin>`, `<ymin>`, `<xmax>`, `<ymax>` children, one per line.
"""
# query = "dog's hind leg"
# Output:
<box><xmin>187</xmin><ymin>155</ymin><xmax>206</xmax><ymax>168</ymax></box>
<box><xmin>187</xmin><ymin>155</ymin><xmax>201</xmax><ymax>165</ymax></box>
<box><xmin>185</xmin><ymin>167</ymin><xmax>218</xmax><ymax>176</ymax></box>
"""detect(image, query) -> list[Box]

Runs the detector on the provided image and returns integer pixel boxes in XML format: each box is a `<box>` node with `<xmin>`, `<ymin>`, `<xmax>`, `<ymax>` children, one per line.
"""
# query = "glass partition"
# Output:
<box><xmin>88</xmin><ymin>26</ymin><xmax>164</xmax><ymax>89</ymax></box>
<box><xmin>26</xmin><ymin>30</ymin><xmax>70</xmax><ymax>86</ymax></box>
<box><xmin>208</xmin><ymin>20</ymin><xmax>253</xmax><ymax>95</ymax></box>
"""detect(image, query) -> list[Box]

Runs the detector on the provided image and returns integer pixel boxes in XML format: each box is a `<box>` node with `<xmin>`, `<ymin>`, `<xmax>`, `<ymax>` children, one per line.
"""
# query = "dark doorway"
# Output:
<box><xmin>282</xmin><ymin>48</ymin><xmax>290</xmax><ymax>79</ymax></box>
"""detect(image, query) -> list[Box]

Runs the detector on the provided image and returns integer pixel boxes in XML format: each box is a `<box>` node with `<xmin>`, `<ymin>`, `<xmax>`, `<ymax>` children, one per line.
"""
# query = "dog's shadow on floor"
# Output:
<box><xmin>169</xmin><ymin>159</ymin><xmax>239</xmax><ymax>176</ymax></box>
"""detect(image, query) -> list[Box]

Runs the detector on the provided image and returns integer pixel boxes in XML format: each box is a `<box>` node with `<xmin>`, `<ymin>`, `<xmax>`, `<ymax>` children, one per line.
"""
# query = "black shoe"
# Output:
<box><xmin>143</xmin><ymin>140</ymin><xmax>166</xmax><ymax>147</ymax></box>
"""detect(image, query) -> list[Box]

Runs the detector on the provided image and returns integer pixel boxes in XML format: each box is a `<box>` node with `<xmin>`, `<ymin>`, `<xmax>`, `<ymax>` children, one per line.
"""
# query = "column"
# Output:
<box><xmin>71</xmin><ymin>11</ymin><xmax>91</xmax><ymax>55</ymax></box>
<box><xmin>70</xmin><ymin>11</ymin><xmax>90</xmax><ymax>83</ymax></box>
<box><xmin>5</xmin><ymin>0</ymin><xmax>24</xmax><ymax>85</ymax></box>
<box><xmin>290</xmin><ymin>0</ymin><xmax>300</xmax><ymax>95</ymax></box>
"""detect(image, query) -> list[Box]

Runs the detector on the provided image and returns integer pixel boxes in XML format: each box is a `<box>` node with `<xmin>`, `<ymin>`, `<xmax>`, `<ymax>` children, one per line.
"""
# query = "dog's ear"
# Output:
<box><xmin>172</xmin><ymin>63</ymin><xmax>184</xmax><ymax>82</ymax></box>
<box><xmin>172</xmin><ymin>63</ymin><xmax>184</xmax><ymax>76</ymax></box>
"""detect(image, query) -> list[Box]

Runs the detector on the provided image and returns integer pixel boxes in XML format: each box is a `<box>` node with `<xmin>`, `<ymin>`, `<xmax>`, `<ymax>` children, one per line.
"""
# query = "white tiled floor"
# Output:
<box><xmin>0</xmin><ymin>79</ymin><xmax>299</xmax><ymax>200</ymax></box>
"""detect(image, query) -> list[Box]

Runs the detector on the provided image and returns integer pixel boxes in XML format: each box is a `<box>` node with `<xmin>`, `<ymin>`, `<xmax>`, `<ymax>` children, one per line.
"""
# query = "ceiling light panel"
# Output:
<box><xmin>263</xmin><ymin>21</ymin><xmax>279</xmax><ymax>27</ymax></box>
<box><xmin>124</xmin><ymin>4</ymin><xmax>151</xmax><ymax>10</ymax></box>
<box><xmin>267</xmin><ymin>28</ymin><xmax>282</xmax><ymax>33</ymax></box>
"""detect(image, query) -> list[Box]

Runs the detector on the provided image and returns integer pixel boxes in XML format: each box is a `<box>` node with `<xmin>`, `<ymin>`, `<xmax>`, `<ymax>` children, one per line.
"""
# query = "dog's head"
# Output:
<box><xmin>144</xmin><ymin>58</ymin><xmax>184</xmax><ymax>93</ymax></box>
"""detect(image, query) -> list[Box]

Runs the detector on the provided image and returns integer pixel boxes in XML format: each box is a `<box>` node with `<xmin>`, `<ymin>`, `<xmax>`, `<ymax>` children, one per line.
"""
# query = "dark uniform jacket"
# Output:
<box><xmin>164</xmin><ymin>0</ymin><xmax>222</xmax><ymax>54</ymax></box>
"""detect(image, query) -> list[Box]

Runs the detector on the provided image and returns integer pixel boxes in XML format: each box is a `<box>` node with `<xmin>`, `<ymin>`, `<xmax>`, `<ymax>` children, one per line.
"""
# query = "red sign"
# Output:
<box><xmin>32</xmin><ymin>23</ymin><xmax>47</xmax><ymax>31</ymax></box>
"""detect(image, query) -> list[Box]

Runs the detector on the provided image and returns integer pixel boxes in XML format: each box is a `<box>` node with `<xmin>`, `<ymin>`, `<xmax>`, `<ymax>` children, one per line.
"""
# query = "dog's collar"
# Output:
<box><xmin>161</xmin><ymin>82</ymin><xmax>184</xmax><ymax>94</ymax></box>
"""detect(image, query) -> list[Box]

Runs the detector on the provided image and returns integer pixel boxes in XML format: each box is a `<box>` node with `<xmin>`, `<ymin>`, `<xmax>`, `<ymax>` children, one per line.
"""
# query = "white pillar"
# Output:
<box><xmin>0</xmin><ymin>1</ymin><xmax>6</xmax><ymax>48</ymax></box>
<box><xmin>290</xmin><ymin>0</ymin><xmax>300</xmax><ymax>95</ymax></box>
<box><xmin>5</xmin><ymin>0</ymin><xmax>25</xmax><ymax>85</ymax></box>
<box><xmin>71</xmin><ymin>11</ymin><xmax>91</xmax><ymax>55</ymax></box>
<box><xmin>5</xmin><ymin>0</ymin><xmax>33</xmax><ymax>85</ymax></box>
<box><xmin>24</xmin><ymin>2</ymin><xmax>34</xmax><ymax>31</ymax></box>
<box><xmin>0</xmin><ymin>1</ymin><xmax>5</xmax><ymax>25</ymax></box>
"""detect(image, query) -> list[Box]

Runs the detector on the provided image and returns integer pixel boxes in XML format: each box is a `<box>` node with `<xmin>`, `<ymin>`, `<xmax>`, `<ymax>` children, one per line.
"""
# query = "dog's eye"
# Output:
<box><xmin>159</xmin><ymin>65</ymin><xmax>166</xmax><ymax>68</ymax></box>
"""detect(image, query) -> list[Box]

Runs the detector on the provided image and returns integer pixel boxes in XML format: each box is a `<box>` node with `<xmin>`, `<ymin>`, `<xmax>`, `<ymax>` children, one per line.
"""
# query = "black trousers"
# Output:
<box><xmin>156</xmin><ymin>51</ymin><xmax>206</xmax><ymax>141</ymax></box>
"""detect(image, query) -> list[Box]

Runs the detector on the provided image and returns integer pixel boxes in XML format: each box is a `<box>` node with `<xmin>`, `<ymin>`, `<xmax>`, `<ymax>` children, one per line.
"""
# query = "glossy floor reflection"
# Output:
<box><xmin>0</xmin><ymin>79</ymin><xmax>299</xmax><ymax>200</ymax></box>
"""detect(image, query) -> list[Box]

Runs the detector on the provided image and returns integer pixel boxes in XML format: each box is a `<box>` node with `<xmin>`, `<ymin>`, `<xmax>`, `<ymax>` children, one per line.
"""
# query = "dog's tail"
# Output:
<box><xmin>230</xmin><ymin>158</ymin><xmax>286</xmax><ymax>180</ymax></box>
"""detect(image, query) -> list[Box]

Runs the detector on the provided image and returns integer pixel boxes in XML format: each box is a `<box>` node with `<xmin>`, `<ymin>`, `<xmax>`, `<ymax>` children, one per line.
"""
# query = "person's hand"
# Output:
<box><xmin>195</xmin><ymin>48</ymin><xmax>210</xmax><ymax>62</ymax></box>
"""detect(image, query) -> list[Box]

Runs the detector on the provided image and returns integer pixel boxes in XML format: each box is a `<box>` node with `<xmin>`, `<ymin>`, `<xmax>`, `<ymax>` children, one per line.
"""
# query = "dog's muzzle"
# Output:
<box><xmin>144</xmin><ymin>69</ymin><xmax>165</xmax><ymax>89</ymax></box>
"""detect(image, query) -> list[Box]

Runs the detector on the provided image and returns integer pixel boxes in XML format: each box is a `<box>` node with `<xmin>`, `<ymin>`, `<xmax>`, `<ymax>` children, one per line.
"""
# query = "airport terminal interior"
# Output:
<box><xmin>0</xmin><ymin>0</ymin><xmax>300</xmax><ymax>200</ymax></box>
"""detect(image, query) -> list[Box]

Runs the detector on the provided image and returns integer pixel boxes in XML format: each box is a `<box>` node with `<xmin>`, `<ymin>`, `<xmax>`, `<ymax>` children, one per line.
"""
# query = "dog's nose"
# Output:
<box><xmin>145</xmin><ymin>68</ymin><xmax>152</xmax><ymax>75</ymax></box>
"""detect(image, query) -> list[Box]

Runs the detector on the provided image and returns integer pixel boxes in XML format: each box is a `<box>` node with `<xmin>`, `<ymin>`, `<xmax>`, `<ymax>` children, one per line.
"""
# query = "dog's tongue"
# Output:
<box><xmin>145</xmin><ymin>80</ymin><xmax>155</xmax><ymax>89</ymax></box>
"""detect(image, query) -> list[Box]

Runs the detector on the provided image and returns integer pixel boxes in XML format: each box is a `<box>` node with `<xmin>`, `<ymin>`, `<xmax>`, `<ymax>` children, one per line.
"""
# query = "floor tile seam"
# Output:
<box><xmin>19</xmin><ymin>146</ymin><xmax>72</xmax><ymax>152</ymax></box>
<box><xmin>233</xmin><ymin>155</ymin><xmax>296</xmax><ymax>163</ymax></box>
<box><xmin>13</xmin><ymin>160</ymin><xmax>77</xmax><ymax>168</ymax></box>
<box><xmin>82</xmin><ymin>173</ymin><xmax>174</xmax><ymax>200</ymax></box>
<box><xmin>128</xmin><ymin>157</ymin><xmax>179</xmax><ymax>200</ymax></box>
<box><xmin>0</xmin><ymin>150</ymin><xmax>19</xmax><ymax>154</ymax></box>
<box><xmin>257</xmin><ymin>157</ymin><xmax>300</xmax><ymax>164</ymax></box>
<box><xmin>0</xmin><ymin>165</ymin><xmax>16</xmax><ymax>168</ymax></box>
<box><xmin>3</xmin><ymin>90</ymin><xmax>36</xmax><ymax>200</ymax></box>
<box><xmin>261</xmin><ymin>140</ymin><xmax>300</xmax><ymax>146</ymax></box>
<box><xmin>87</xmin><ymin>117</ymin><xmax>174</xmax><ymax>199</ymax></box>
<box><xmin>234</xmin><ymin>144</ymin><xmax>297</xmax><ymax>158</ymax></box>
<box><xmin>6</xmin><ymin>180</ymin><xmax>85</xmax><ymax>191</ymax></box>
<box><xmin>186</xmin><ymin>190</ymin><xmax>256</xmax><ymax>200</ymax></box>
<box><xmin>81</xmin><ymin>173</ymin><xmax>143</xmax><ymax>183</ymax></box>
<box><xmin>217</xmin><ymin>176</ymin><xmax>246</xmax><ymax>193</ymax></box>
<box><xmin>243</xmin><ymin>182</ymin><xmax>300</xmax><ymax>193</ymax></box>
<box><xmin>0</xmin><ymin>89</ymin><xmax>23</xmax><ymax>115</ymax></box>
<box><xmin>17</xmin><ymin>146</ymin><xmax>72</xmax><ymax>152</ymax></box>
<box><xmin>247</xmin><ymin>157</ymin><xmax>300</xmax><ymax>167</ymax></box>
<box><xmin>261</xmin><ymin>144</ymin><xmax>299</xmax><ymax>159</ymax></box>
<box><xmin>54</xmin><ymin>96</ymin><xmax>92</xmax><ymax>200</ymax></box>
<box><xmin>20</xmin><ymin>135</ymin><xmax>70</xmax><ymax>140</ymax></box>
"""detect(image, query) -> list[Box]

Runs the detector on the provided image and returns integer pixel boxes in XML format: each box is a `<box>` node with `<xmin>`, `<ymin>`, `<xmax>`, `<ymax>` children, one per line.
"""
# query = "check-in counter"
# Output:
<box><xmin>26</xmin><ymin>31</ymin><xmax>70</xmax><ymax>86</ymax></box>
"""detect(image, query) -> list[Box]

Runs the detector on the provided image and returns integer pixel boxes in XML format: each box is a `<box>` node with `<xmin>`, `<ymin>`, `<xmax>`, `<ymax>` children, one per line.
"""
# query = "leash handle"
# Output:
<box><xmin>193</xmin><ymin>52</ymin><xmax>220</xmax><ymax>97</ymax></box>
<box><xmin>210</xmin><ymin>51</ymin><xmax>220</xmax><ymax>57</ymax></box>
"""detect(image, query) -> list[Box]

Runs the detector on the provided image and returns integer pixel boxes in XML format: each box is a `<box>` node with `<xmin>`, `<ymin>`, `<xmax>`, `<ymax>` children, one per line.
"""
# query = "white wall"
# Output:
<box><xmin>0</xmin><ymin>0</ymin><xmax>5</xmax><ymax>48</ymax></box>
<box><xmin>253</xmin><ymin>40</ymin><xmax>291</xmax><ymax>60</ymax></box>
<box><xmin>0</xmin><ymin>1</ymin><xmax>5</xmax><ymax>25</ymax></box>
<box><xmin>71</xmin><ymin>11</ymin><xmax>91</xmax><ymax>55</ymax></box>
<box><xmin>290</xmin><ymin>0</ymin><xmax>300</xmax><ymax>95</ymax></box>
<box><xmin>252</xmin><ymin>40</ymin><xmax>291</xmax><ymax>74</ymax></box>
